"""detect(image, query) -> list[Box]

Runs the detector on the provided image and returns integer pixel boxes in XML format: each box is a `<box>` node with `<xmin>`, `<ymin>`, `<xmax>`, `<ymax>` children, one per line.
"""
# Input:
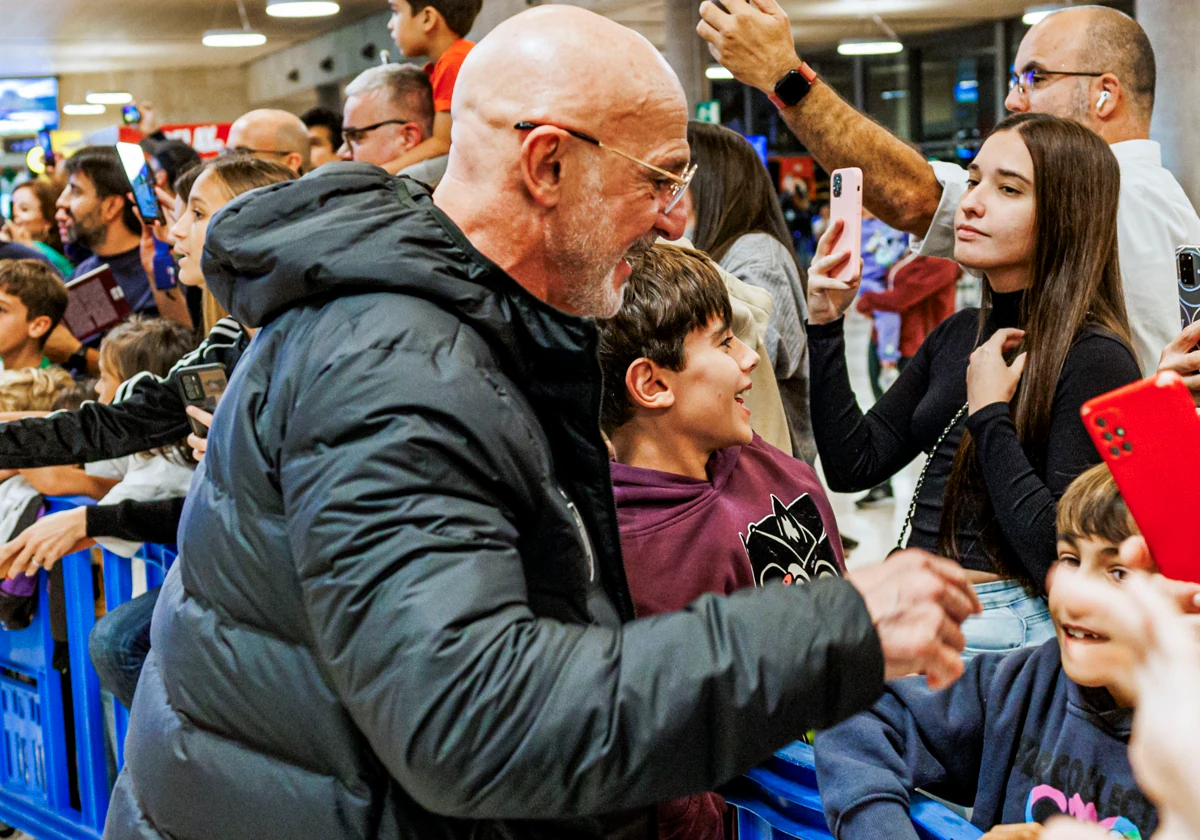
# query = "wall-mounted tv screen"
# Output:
<box><xmin>0</xmin><ymin>77</ymin><xmax>58</xmax><ymax>134</ymax></box>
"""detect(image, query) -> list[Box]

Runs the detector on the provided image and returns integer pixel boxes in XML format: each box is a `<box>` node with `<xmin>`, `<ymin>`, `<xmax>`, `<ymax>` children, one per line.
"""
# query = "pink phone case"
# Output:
<box><xmin>829</xmin><ymin>167</ymin><xmax>863</xmax><ymax>285</ymax></box>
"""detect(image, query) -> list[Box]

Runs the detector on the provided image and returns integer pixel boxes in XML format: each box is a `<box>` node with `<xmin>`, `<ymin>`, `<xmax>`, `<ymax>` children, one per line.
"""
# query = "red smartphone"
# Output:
<box><xmin>829</xmin><ymin>167</ymin><xmax>863</xmax><ymax>285</ymax></box>
<box><xmin>1080</xmin><ymin>372</ymin><xmax>1200</xmax><ymax>582</ymax></box>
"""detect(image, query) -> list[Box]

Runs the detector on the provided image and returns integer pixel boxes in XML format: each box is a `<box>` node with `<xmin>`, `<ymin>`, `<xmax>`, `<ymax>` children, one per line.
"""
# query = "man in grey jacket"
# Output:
<box><xmin>105</xmin><ymin>7</ymin><xmax>978</xmax><ymax>839</ymax></box>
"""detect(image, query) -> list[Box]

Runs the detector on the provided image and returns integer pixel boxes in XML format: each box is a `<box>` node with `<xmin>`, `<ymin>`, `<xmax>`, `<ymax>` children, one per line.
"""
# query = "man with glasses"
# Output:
<box><xmin>701</xmin><ymin>1</ymin><xmax>1200</xmax><ymax>375</ymax></box>
<box><xmin>105</xmin><ymin>6</ymin><xmax>981</xmax><ymax>840</ymax></box>
<box><xmin>223</xmin><ymin>108</ymin><xmax>312</xmax><ymax>175</ymax></box>
<box><xmin>337</xmin><ymin>64</ymin><xmax>447</xmax><ymax>186</ymax></box>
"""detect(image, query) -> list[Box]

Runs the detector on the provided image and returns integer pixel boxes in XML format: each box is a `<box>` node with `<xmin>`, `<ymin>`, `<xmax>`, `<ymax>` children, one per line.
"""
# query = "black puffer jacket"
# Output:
<box><xmin>103</xmin><ymin>165</ymin><xmax>885</xmax><ymax>840</ymax></box>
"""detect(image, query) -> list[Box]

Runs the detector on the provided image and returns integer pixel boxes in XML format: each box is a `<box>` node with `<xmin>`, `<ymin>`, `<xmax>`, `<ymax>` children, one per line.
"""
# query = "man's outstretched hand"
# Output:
<box><xmin>848</xmin><ymin>550</ymin><xmax>981</xmax><ymax>690</ymax></box>
<box><xmin>697</xmin><ymin>0</ymin><xmax>801</xmax><ymax>94</ymax></box>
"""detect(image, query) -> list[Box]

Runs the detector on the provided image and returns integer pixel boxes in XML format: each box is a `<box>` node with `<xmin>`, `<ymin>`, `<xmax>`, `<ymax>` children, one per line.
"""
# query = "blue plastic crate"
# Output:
<box><xmin>1</xmin><ymin>670</ymin><xmax>46</xmax><ymax>801</ymax></box>
<box><xmin>725</xmin><ymin>741</ymin><xmax>982</xmax><ymax>840</ymax></box>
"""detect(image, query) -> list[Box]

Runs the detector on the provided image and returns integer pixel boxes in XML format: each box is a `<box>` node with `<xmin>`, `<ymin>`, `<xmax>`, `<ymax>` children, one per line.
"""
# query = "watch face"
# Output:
<box><xmin>775</xmin><ymin>69</ymin><xmax>813</xmax><ymax>107</ymax></box>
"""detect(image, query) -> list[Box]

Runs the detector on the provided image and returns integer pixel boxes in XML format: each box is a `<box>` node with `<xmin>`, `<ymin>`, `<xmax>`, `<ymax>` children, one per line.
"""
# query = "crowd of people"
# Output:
<box><xmin>0</xmin><ymin>0</ymin><xmax>1199</xmax><ymax>838</ymax></box>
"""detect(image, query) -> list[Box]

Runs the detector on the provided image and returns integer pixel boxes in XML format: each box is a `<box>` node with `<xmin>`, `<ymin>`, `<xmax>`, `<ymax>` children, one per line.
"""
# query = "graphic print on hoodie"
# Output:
<box><xmin>741</xmin><ymin>494</ymin><xmax>842</xmax><ymax>587</ymax></box>
<box><xmin>611</xmin><ymin>434</ymin><xmax>845</xmax><ymax>619</ymax></box>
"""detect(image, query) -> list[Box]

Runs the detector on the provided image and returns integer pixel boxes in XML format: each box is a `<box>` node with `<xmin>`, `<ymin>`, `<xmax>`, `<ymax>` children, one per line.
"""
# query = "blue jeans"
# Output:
<box><xmin>961</xmin><ymin>579</ymin><xmax>1054</xmax><ymax>661</ymax></box>
<box><xmin>88</xmin><ymin>586</ymin><xmax>160</xmax><ymax>709</ymax></box>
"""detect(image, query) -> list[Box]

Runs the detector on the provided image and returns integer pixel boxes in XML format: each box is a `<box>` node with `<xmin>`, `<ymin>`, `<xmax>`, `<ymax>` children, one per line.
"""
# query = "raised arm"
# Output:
<box><xmin>698</xmin><ymin>0</ymin><xmax>943</xmax><ymax>236</ymax></box>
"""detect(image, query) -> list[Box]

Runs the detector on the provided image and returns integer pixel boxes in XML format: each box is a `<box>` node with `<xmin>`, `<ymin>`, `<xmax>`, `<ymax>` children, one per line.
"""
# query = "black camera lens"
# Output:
<box><xmin>832</xmin><ymin>173</ymin><xmax>842</xmax><ymax>198</ymax></box>
<box><xmin>183</xmin><ymin>378</ymin><xmax>203</xmax><ymax>401</ymax></box>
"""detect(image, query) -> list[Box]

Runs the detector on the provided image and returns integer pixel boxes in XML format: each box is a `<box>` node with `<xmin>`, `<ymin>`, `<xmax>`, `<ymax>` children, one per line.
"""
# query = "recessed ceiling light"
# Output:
<box><xmin>705</xmin><ymin>66</ymin><xmax>734</xmax><ymax>81</ymax></box>
<box><xmin>203</xmin><ymin>29</ymin><xmax>268</xmax><ymax>47</ymax></box>
<box><xmin>837</xmin><ymin>39</ymin><xmax>903</xmax><ymax>56</ymax></box>
<box><xmin>86</xmin><ymin>91</ymin><xmax>133</xmax><ymax>105</ymax></box>
<box><xmin>1022</xmin><ymin>5</ymin><xmax>1062</xmax><ymax>25</ymax></box>
<box><xmin>64</xmin><ymin>103</ymin><xmax>108</xmax><ymax>115</ymax></box>
<box><xmin>266</xmin><ymin>0</ymin><xmax>340</xmax><ymax>16</ymax></box>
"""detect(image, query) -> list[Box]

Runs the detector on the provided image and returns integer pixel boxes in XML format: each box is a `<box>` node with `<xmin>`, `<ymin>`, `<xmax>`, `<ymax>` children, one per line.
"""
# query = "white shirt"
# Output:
<box><xmin>86</xmin><ymin>452</ymin><xmax>195</xmax><ymax>558</ymax></box>
<box><xmin>917</xmin><ymin>140</ymin><xmax>1200</xmax><ymax>375</ymax></box>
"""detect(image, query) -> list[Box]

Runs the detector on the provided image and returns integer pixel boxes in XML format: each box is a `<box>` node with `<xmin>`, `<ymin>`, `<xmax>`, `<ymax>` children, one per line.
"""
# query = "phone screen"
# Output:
<box><xmin>116</xmin><ymin>141</ymin><xmax>160</xmax><ymax>223</ymax></box>
<box><xmin>122</xmin><ymin>104</ymin><xmax>141</xmax><ymax>125</ymax></box>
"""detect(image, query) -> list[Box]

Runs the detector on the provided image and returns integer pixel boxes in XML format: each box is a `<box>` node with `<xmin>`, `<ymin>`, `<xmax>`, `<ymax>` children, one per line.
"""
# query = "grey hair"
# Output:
<box><xmin>344</xmin><ymin>64</ymin><xmax>435</xmax><ymax>138</ymax></box>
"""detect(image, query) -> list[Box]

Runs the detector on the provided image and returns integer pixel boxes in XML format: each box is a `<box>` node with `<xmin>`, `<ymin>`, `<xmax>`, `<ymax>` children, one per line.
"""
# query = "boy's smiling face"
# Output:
<box><xmin>1050</xmin><ymin>534</ymin><xmax>1156</xmax><ymax>705</ymax></box>
<box><xmin>657</xmin><ymin>316</ymin><xmax>756</xmax><ymax>454</ymax></box>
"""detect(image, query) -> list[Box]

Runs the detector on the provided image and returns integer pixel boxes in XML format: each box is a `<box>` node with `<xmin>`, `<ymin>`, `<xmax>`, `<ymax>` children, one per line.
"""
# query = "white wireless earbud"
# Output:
<box><xmin>1097</xmin><ymin>90</ymin><xmax>1112</xmax><ymax>109</ymax></box>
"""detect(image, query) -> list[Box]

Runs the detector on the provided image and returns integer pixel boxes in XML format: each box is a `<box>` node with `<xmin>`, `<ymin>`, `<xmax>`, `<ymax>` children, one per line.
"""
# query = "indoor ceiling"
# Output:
<box><xmin>0</xmin><ymin>0</ymin><xmax>386</xmax><ymax>76</ymax></box>
<box><xmin>0</xmin><ymin>0</ymin><xmax>1052</xmax><ymax>77</ymax></box>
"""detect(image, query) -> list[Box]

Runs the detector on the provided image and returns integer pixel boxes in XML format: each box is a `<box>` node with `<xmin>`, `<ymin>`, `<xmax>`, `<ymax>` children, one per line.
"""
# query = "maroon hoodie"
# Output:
<box><xmin>611</xmin><ymin>434</ymin><xmax>846</xmax><ymax>840</ymax></box>
<box><xmin>611</xmin><ymin>434</ymin><xmax>846</xmax><ymax>618</ymax></box>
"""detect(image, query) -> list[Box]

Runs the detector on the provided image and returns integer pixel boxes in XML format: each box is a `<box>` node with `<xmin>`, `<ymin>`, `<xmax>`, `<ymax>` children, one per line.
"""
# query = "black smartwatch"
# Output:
<box><xmin>769</xmin><ymin>62</ymin><xmax>818</xmax><ymax>109</ymax></box>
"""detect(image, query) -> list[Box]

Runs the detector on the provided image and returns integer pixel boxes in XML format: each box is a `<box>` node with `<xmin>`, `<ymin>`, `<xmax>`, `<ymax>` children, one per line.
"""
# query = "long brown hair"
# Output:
<box><xmin>938</xmin><ymin>113</ymin><xmax>1132</xmax><ymax>581</ymax></box>
<box><xmin>174</xmin><ymin>156</ymin><xmax>296</xmax><ymax>333</ymax></box>
<box><xmin>13</xmin><ymin>179</ymin><xmax>65</xmax><ymax>253</ymax></box>
<box><xmin>687</xmin><ymin>121</ymin><xmax>804</xmax><ymax>290</ymax></box>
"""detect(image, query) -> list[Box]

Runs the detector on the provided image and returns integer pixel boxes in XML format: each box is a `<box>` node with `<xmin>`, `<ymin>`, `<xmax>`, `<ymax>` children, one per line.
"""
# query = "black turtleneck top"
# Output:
<box><xmin>806</xmin><ymin>290</ymin><xmax>1139</xmax><ymax>587</ymax></box>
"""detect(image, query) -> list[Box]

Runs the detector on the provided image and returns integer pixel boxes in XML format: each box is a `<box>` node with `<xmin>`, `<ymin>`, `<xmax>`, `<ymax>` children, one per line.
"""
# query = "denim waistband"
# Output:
<box><xmin>972</xmin><ymin>578</ymin><xmax>1044</xmax><ymax>611</ymax></box>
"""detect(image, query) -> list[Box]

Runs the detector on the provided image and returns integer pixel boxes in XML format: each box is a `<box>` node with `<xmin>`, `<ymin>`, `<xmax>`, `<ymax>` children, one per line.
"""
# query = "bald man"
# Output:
<box><xmin>225</xmin><ymin>108</ymin><xmax>312</xmax><ymax>174</ymax></box>
<box><xmin>701</xmin><ymin>2</ymin><xmax>1200</xmax><ymax>375</ymax></box>
<box><xmin>103</xmin><ymin>8</ymin><xmax>978</xmax><ymax>840</ymax></box>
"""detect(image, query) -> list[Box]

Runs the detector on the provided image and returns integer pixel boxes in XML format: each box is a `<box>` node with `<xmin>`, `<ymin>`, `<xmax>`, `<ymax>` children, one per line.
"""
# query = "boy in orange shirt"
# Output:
<box><xmin>386</xmin><ymin>0</ymin><xmax>482</xmax><ymax>173</ymax></box>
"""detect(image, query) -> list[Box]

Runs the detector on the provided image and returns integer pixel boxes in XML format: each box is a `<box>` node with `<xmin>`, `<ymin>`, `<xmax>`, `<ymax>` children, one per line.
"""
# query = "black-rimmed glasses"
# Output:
<box><xmin>342</xmin><ymin>119</ymin><xmax>416</xmax><ymax>146</ymax></box>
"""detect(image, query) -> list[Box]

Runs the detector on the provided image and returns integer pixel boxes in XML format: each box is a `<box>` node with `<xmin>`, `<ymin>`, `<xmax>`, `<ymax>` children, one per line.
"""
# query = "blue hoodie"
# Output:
<box><xmin>814</xmin><ymin>640</ymin><xmax>1155</xmax><ymax>839</ymax></box>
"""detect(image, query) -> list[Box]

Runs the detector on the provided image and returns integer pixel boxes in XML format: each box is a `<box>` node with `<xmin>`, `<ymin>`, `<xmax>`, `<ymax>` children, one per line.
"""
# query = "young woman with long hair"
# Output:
<box><xmin>687</xmin><ymin>121</ymin><xmax>815</xmax><ymax>462</ymax></box>
<box><xmin>805</xmin><ymin>112</ymin><xmax>1139</xmax><ymax>655</ymax></box>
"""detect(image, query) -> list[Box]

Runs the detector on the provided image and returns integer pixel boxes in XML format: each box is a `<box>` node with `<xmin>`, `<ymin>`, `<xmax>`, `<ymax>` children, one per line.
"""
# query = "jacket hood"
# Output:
<box><xmin>201</xmin><ymin>163</ymin><xmax>595</xmax><ymax>362</ymax></box>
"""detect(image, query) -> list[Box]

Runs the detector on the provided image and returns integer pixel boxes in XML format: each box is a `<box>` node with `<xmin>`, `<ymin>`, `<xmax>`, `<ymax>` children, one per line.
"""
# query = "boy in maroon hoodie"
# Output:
<box><xmin>597</xmin><ymin>243</ymin><xmax>847</xmax><ymax>840</ymax></box>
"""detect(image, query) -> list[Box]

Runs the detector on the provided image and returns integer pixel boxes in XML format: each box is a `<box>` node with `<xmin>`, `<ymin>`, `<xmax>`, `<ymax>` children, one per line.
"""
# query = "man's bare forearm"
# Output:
<box><xmin>779</xmin><ymin>81</ymin><xmax>943</xmax><ymax>237</ymax></box>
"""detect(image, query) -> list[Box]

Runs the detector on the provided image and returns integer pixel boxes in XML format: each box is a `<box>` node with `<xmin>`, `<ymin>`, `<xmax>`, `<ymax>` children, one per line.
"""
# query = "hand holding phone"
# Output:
<box><xmin>1081</xmin><ymin>372</ymin><xmax>1200</xmax><ymax>583</ymax></box>
<box><xmin>176</xmin><ymin>363</ymin><xmax>228</xmax><ymax>439</ymax></box>
<box><xmin>807</xmin><ymin>215</ymin><xmax>863</xmax><ymax>325</ymax></box>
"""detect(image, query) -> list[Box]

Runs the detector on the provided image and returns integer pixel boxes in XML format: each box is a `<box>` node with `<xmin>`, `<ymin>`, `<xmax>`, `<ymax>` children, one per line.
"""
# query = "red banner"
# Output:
<box><xmin>118</xmin><ymin>123</ymin><xmax>232</xmax><ymax>159</ymax></box>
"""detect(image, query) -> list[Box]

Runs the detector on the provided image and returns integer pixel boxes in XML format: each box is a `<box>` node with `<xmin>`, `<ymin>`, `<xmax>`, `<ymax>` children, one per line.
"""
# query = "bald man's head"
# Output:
<box><xmin>435</xmin><ymin>5</ymin><xmax>690</xmax><ymax>318</ymax></box>
<box><xmin>1011</xmin><ymin>5</ymin><xmax>1155</xmax><ymax>135</ymax></box>
<box><xmin>227</xmin><ymin>109</ymin><xmax>313</xmax><ymax>174</ymax></box>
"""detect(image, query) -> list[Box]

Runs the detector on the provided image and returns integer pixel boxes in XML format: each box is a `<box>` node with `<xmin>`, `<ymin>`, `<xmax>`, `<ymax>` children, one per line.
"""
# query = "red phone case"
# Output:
<box><xmin>1080</xmin><ymin>372</ymin><xmax>1200</xmax><ymax>582</ymax></box>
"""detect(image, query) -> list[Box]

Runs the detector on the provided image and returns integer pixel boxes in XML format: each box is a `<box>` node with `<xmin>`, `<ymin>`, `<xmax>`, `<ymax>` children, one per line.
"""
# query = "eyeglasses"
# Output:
<box><xmin>342</xmin><ymin>119</ymin><xmax>416</xmax><ymax>146</ymax></box>
<box><xmin>223</xmin><ymin>146</ymin><xmax>292</xmax><ymax>159</ymax></box>
<box><xmin>513</xmin><ymin>121</ymin><xmax>697</xmax><ymax>215</ymax></box>
<box><xmin>1009</xmin><ymin>68</ymin><xmax>1105</xmax><ymax>95</ymax></box>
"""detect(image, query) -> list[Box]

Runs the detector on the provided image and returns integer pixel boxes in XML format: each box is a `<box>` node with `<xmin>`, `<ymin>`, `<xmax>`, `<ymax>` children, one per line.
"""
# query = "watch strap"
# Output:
<box><xmin>768</xmin><ymin>62</ymin><xmax>818</xmax><ymax>109</ymax></box>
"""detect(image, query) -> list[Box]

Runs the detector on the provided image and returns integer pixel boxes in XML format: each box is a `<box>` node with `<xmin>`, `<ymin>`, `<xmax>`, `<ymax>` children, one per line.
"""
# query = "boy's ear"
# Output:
<box><xmin>420</xmin><ymin>5</ymin><xmax>440</xmax><ymax>33</ymax></box>
<box><xmin>625</xmin><ymin>358</ymin><xmax>674</xmax><ymax>411</ymax></box>
<box><xmin>26</xmin><ymin>314</ymin><xmax>52</xmax><ymax>342</ymax></box>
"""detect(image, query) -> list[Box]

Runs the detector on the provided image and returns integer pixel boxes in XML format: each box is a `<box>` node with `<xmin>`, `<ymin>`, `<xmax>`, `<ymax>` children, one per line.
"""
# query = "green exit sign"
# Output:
<box><xmin>695</xmin><ymin>100</ymin><xmax>721</xmax><ymax>124</ymax></box>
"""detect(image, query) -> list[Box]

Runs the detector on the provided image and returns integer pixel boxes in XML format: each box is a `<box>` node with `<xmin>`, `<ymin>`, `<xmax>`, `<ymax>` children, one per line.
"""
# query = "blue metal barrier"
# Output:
<box><xmin>725</xmin><ymin>741</ymin><xmax>983</xmax><ymax>840</ymax></box>
<box><xmin>0</xmin><ymin>496</ymin><xmax>176</xmax><ymax>840</ymax></box>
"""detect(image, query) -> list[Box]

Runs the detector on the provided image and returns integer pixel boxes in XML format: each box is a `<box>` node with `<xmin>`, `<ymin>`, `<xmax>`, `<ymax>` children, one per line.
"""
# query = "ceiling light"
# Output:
<box><xmin>1022</xmin><ymin>5</ymin><xmax>1062</xmax><ymax>25</ymax></box>
<box><xmin>838</xmin><ymin>39</ymin><xmax>903</xmax><ymax>56</ymax></box>
<box><xmin>64</xmin><ymin>103</ymin><xmax>108</xmax><ymax>115</ymax></box>
<box><xmin>203</xmin><ymin>29</ymin><xmax>268</xmax><ymax>47</ymax></box>
<box><xmin>266</xmin><ymin>0</ymin><xmax>340</xmax><ymax>16</ymax></box>
<box><xmin>85</xmin><ymin>91</ymin><xmax>133</xmax><ymax>105</ymax></box>
<box><xmin>705</xmin><ymin>66</ymin><xmax>734</xmax><ymax>81</ymax></box>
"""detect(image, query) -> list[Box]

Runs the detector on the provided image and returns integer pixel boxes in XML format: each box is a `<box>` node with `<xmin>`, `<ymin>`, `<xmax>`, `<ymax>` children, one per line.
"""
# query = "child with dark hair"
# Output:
<box><xmin>598</xmin><ymin>243</ymin><xmax>846</xmax><ymax>840</ymax></box>
<box><xmin>814</xmin><ymin>462</ymin><xmax>1158</xmax><ymax>840</ymax></box>
<box><xmin>386</xmin><ymin>0</ymin><xmax>481</xmax><ymax>173</ymax></box>
<box><xmin>0</xmin><ymin>259</ymin><xmax>69</xmax><ymax>371</ymax></box>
